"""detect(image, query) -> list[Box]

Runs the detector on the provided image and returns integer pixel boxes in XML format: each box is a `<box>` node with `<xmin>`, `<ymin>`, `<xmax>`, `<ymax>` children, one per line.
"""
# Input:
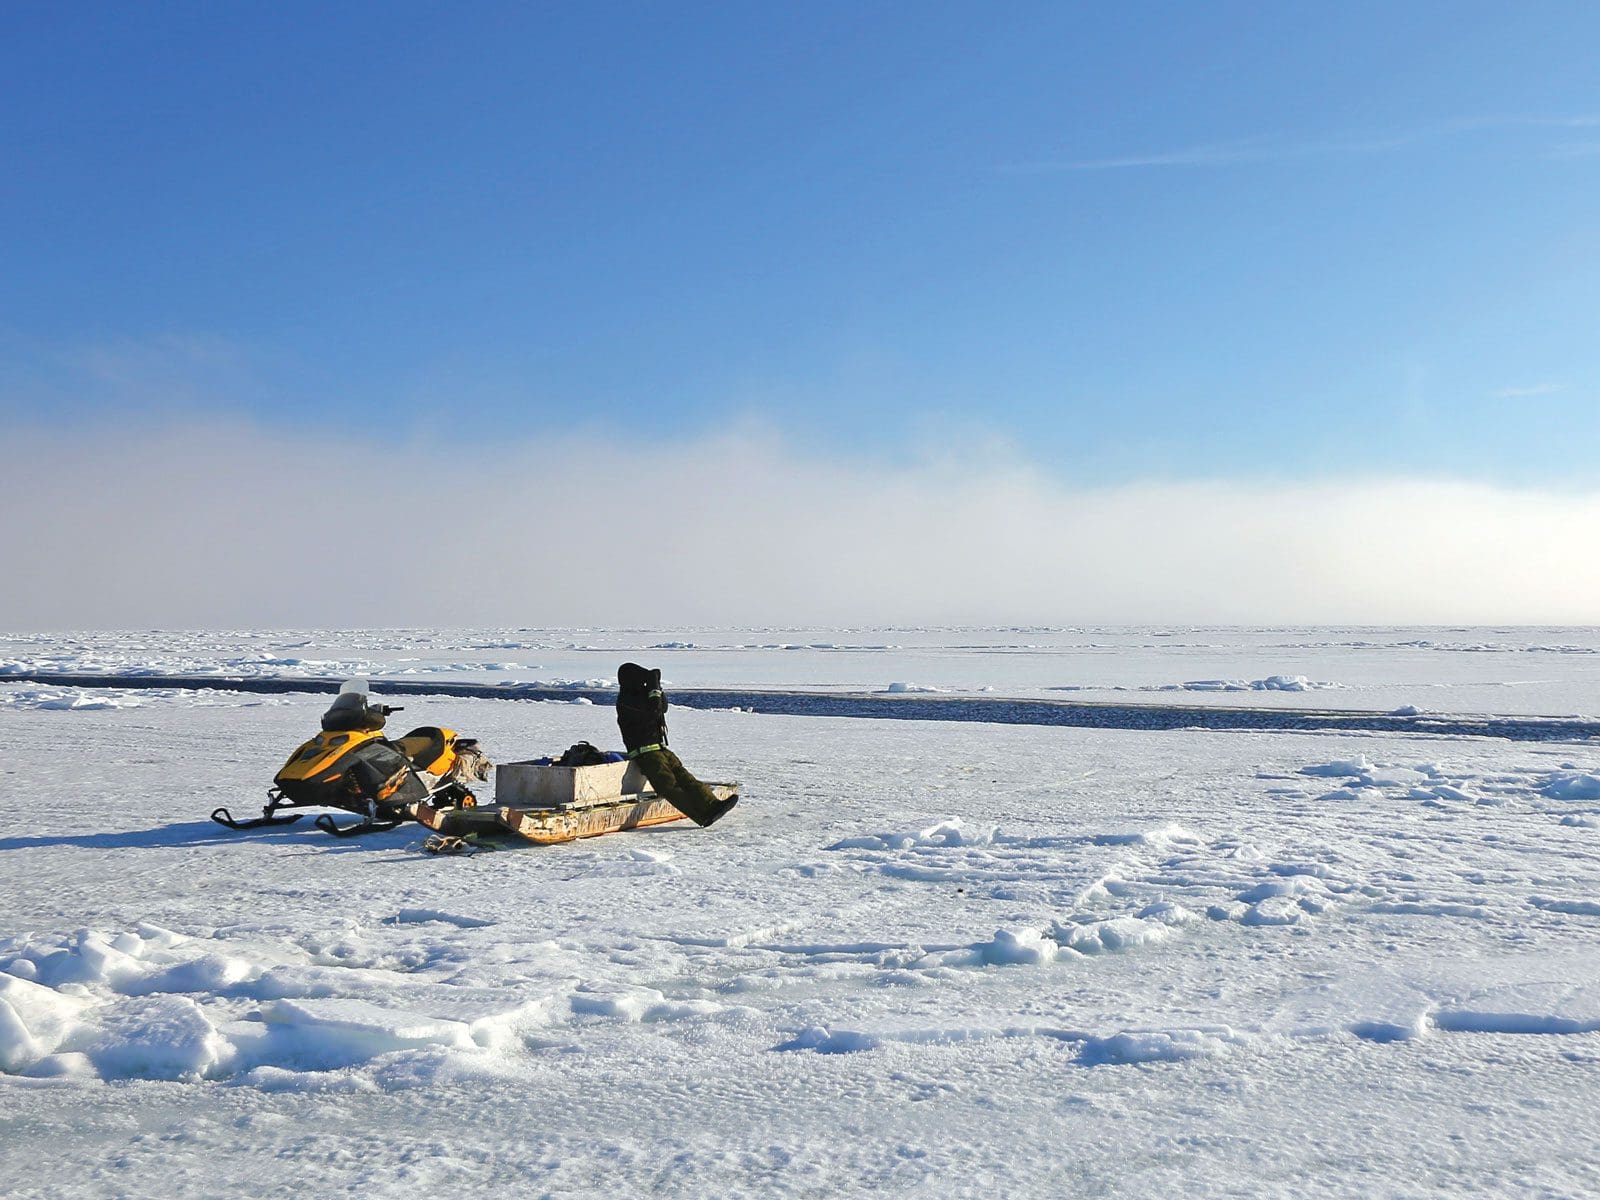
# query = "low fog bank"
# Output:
<box><xmin>5</xmin><ymin>423</ymin><xmax>1598</xmax><ymax>629</ymax></box>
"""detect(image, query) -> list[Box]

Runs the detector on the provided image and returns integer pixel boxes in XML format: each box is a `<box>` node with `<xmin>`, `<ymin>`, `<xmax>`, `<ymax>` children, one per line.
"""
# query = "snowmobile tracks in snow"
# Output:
<box><xmin>4</xmin><ymin>671</ymin><xmax>1597</xmax><ymax>743</ymax></box>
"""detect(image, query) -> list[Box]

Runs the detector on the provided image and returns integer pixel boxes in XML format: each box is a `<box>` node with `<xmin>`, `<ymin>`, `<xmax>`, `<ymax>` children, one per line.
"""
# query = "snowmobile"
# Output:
<box><xmin>211</xmin><ymin>679</ymin><xmax>491</xmax><ymax>837</ymax></box>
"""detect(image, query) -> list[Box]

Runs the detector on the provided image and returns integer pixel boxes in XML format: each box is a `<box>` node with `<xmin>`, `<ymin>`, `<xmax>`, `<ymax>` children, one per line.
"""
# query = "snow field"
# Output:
<box><xmin>8</xmin><ymin>624</ymin><xmax>1600</xmax><ymax>715</ymax></box>
<box><xmin>6</xmin><ymin>681</ymin><xmax>1600</xmax><ymax>1195</ymax></box>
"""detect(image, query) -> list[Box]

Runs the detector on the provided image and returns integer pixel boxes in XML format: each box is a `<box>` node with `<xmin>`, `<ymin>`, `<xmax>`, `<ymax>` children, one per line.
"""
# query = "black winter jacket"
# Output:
<box><xmin>616</xmin><ymin>662</ymin><xmax>667</xmax><ymax>752</ymax></box>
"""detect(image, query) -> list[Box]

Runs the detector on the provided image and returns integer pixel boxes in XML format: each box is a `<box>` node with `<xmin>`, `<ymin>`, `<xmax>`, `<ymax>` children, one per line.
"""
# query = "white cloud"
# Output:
<box><xmin>1491</xmin><ymin>383</ymin><xmax>1565</xmax><ymax>399</ymax></box>
<box><xmin>4</xmin><ymin>422</ymin><xmax>1598</xmax><ymax>629</ymax></box>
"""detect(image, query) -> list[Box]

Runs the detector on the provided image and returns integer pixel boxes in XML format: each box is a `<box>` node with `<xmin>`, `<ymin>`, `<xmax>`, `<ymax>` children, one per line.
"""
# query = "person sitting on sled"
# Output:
<box><xmin>616</xmin><ymin>662</ymin><xmax>738</xmax><ymax>827</ymax></box>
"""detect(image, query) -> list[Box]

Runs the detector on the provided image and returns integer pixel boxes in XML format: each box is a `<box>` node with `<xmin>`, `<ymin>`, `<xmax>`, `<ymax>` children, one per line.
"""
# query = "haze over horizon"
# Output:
<box><xmin>4</xmin><ymin>3</ymin><xmax>1598</xmax><ymax>628</ymax></box>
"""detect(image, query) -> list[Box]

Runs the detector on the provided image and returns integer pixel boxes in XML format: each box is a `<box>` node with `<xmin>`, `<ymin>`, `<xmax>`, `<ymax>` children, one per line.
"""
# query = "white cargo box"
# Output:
<box><xmin>496</xmin><ymin>759</ymin><xmax>651</xmax><ymax>809</ymax></box>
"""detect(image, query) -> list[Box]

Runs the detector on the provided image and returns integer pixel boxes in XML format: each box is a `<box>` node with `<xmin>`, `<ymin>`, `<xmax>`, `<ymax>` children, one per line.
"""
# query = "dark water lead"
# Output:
<box><xmin>5</xmin><ymin>671</ymin><xmax>1598</xmax><ymax>744</ymax></box>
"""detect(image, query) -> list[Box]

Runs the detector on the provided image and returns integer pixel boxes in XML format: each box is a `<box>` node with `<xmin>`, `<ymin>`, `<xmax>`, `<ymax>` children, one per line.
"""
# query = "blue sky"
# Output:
<box><xmin>4</xmin><ymin>1</ymin><xmax>1598</xmax><ymax>485</ymax></box>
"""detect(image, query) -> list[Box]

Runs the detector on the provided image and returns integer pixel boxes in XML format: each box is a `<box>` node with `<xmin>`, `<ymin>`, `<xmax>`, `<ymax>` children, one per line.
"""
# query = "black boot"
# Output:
<box><xmin>697</xmin><ymin>796</ymin><xmax>739</xmax><ymax>827</ymax></box>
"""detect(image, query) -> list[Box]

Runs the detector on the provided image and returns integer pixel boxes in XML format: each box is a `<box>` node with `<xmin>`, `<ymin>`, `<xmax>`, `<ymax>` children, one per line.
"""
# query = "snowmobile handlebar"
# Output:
<box><xmin>379</xmin><ymin>705</ymin><xmax>403</xmax><ymax>715</ymax></box>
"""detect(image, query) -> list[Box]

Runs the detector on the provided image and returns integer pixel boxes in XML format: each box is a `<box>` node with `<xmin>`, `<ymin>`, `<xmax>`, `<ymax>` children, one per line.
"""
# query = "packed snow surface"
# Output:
<box><xmin>5</xmin><ymin>630</ymin><xmax>1600</xmax><ymax>1197</ymax></box>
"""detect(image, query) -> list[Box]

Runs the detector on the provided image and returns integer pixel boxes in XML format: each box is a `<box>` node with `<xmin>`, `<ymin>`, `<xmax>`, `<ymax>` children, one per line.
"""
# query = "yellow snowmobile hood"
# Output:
<box><xmin>275</xmin><ymin>729</ymin><xmax>386</xmax><ymax>786</ymax></box>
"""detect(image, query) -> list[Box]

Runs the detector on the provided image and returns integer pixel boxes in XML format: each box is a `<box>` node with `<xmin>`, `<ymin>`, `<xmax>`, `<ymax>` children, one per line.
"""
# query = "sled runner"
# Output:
<box><xmin>497</xmin><ymin>783</ymin><xmax>739</xmax><ymax>844</ymax></box>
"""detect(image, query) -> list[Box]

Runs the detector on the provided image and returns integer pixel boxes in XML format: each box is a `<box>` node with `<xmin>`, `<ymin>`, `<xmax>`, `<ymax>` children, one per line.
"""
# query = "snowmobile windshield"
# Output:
<box><xmin>322</xmin><ymin>681</ymin><xmax>386</xmax><ymax>733</ymax></box>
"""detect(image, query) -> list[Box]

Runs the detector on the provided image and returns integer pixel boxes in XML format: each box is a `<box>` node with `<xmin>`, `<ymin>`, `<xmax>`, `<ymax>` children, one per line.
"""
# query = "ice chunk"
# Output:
<box><xmin>468</xmin><ymin>999</ymin><xmax>554</xmax><ymax>1052</ymax></box>
<box><xmin>28</xmin><ymin>931</ymin><xmax>147</xmax><ymax>989</ymax></box>
<box><xmin>979</xmin><ymin>928</ymin><xmax>1059</xmax><ymax>966</ymax></box>
<box><xmin>260</xmin><ymin>997</ymin><xmax>477</xmax><ymax>1055</ymax></box>
<box><xmin>1050</xmin><ymin>915</ymin><xmax>1177</xmax><ymax>955</ymax></box>
<box><xmin>0</xmin><ymin>999</ymin><xmax>41</xmax><ymax>1073</ymax></box>
<box><xmin>0</xmin><ymin>972</ymin><xmax>94</xmax><ymax>1070</ymax></box>
<box><xmin>387</xmin><ymin>909</ymin><xmax>495</xmax><ymax>929</ymax></box>
<box><xmin>124</xmin><ymin>954</ymin><xmax>255</xmax><ymax>996</ymax></box>
<box><xmin>86</xmin><ymin>996</ymin><xmax>234</xmax><ymax>1082</ymax></box>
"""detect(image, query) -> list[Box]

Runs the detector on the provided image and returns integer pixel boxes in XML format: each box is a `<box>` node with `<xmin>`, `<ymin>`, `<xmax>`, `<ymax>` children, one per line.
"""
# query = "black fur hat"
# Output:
<box><xmin>618</xmin><ymin>662</ymin><xmax>658</xmax><ymax>689</ymax></box>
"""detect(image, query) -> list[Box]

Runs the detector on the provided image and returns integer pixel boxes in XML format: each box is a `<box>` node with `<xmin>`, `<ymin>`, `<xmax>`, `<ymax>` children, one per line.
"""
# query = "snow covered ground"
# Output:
<box><xmin>5</xmin><ymin>632</ymin><xmax>1600</xmax><ymax>1197</ymax></box>
<box><xmin>5</xmin><ymin>625</ymin><xmax>1600</xmax><ymax>715</ymax></box>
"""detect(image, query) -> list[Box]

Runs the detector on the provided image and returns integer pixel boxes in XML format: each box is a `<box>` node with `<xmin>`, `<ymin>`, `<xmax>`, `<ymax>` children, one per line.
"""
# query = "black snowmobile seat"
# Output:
<box><xmin>394</xmin><ymin>726</ymin><xmax>449</xmax><ymax>774</ymax></box>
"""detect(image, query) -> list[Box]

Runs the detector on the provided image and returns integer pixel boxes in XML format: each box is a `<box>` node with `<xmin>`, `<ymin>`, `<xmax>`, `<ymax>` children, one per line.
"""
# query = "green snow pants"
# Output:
<box><xmin>632</xmin><ymin>748</ymin><xmax>721</xmax><ymax>826</ymax></box>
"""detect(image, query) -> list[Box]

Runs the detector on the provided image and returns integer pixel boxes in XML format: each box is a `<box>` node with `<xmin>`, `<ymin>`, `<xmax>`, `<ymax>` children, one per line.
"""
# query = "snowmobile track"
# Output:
<box><xmin>4</xmin><ymin>671</ymin><xmax>1597</xmax><ymax>743</ymax></box>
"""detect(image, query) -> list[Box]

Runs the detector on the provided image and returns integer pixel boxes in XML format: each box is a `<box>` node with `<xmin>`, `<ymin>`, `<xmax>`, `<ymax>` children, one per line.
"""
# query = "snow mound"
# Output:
<box><xmin>1163</xmin><ymin>675</ymin><xmax>1336</xmax><ymax>693</ymax></box>
<box><xmin>1300</xmin><ymin>757</ymin><xmax>1375</xmax><ymax>778</ymax></box>
<box><xmin>569</xmin><ymin>987</ymin><xmax>725</xmax><ymax>1023</ymax></box>
<box><xmin>936</xmin><ymin>904</ymin><xmax>1200</xmax><ymax>971</ymax></box>
<box><xmin>1290</xmin><ymin>755</ymin><xmax>1600</xmax><ymax>822</ymax></box>
<box><xmin>1541</xmin><ymin>772</ymin><xmax>1600</xmax><ymax>801</ymax></box>
<box><xmin>0</xmin><ymin>685</ymin><xmax>287</xmax><ymax>712</ymax></box>
<box><xmin>1092</xmin><ymin>823</ymin><xmax>1203</xmax><ymax>849</ymax></box>
<box><xmin>828</xmin><ymin>817</ymin><xmax>996</xmax><ymax>851</ymax></box>
<box><xmin>1053</xmin><ymin>910</ymin><xmax>1191</xmax><ymax>954</ymax></box>
<box><xmin>1315</xmin><ymin>787</ymin><xmax>1387</xmax><ymax>803</ymax></box>
<box><xmin>0</xmin><ymin>925</ymin><xmax>556</xmax><ymax>1085</ymax></box>
<box><xmin>1078</xmin><ymin>1026</ymin><xmax>1243</xmax><ymax>1066</ymax></box>
<box><xmin>1529</xmin><ymin>896</ymin><xmax>1600</xmax><ymax>917</ymax></box>
<box><xmin>775</xmin><ymin>1025</ymin><xmax>883</xmax><ymax>1054</ymax></box>
<box><xmin>0</xmin><ymin>687</ymin><xmax>147</xmax><ymax>711</ymax></box>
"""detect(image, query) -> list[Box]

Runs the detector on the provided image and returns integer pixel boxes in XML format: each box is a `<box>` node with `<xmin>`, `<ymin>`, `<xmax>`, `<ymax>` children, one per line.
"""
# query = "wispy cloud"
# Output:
<box><xmin>1548</xmin><ymin>141</ymin><xmax>1600</xmax><ymax>160</ymax></box>
<box><xmin>4</xmin><ymin>421</ymin><xmax>1599</xmax><ymax>628</ymax></box>
<box><xmin>1491</xmin><ymin>382</ymin><xmax>1566</xmax><ymax>400</ymax></box>
<box><xmin>1005</xmin><ymin>139</ymin><xmax>1280</xmax><ymax>172</ymax></box>
<box><xmin>0</xmin><ymin>331</ymin><xmax>266</xmax><ymax>419</ymax></box>
<box><xmin>1007</xmin><ymin>114</ymin><xmax>1600</xmax><ymax>173</ymax></box>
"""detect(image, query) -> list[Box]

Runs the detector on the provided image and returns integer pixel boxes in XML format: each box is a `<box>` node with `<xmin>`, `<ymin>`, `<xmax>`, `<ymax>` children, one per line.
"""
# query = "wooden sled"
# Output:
<box><xmin>412</xmin><ymin>758</ymin><xmax>739</xmax><ymax>845</ymax></box>
<box><xmin>498</xmin><ymin>784</ymin><xmax>737</xmax><ymax>845</ymax></box>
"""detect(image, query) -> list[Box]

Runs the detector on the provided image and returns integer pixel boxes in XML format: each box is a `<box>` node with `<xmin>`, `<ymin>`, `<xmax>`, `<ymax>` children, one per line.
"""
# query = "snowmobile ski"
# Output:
<box><xmin>313</xmin><ymin>811</ymin><xmax>406</xmax><ymax>838</ymax></box>
<box><xmin>210</xmin><ymin>792</ymin><xmax>305</xmax><ymax>831</ymax></box>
